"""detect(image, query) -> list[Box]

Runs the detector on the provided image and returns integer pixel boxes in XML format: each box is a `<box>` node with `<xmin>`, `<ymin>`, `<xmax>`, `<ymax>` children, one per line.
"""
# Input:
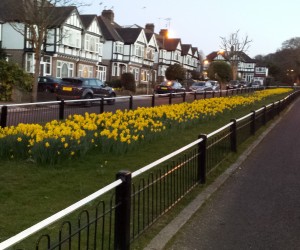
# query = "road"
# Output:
<box><xmin>1</xmin><ymin>91</ymin><xmax>222</xmax><ymax>127</ymax></box>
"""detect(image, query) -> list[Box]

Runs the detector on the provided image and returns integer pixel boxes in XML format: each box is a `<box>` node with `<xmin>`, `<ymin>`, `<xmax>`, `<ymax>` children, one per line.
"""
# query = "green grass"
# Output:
<box><xmin>0</xmin><ymin>92</ymin><xmax>292</xmax><ymax>247</ymax></box>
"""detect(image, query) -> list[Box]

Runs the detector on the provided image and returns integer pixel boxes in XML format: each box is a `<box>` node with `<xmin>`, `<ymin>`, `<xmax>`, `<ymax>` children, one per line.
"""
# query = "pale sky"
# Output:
<box><xmin>81</xmin><ymin>0</ymin><xmax>300</xmax><ymax>58</ymax></box>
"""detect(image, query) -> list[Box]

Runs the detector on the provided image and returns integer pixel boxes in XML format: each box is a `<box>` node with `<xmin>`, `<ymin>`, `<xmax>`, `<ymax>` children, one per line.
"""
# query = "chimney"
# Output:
<box><xmin>145</xmin><ymin>23</ymin><xmax>154</xmax><ymax>33</ymax></box>
<box><xmin>159</xmin><ymin>29</ymin><xmax>168</xmax><ymax>38</ymax></box>
<box><xmin>102</xmin><ymin>9</ymin><xmax>114</xmax><ymax>22</ymax></box>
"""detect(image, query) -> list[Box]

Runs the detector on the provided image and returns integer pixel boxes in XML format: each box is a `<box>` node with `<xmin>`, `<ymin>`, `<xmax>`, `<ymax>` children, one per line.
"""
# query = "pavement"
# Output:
<box><xmin>145</xmin><ymin>96</ymin><xmax>300</xmax><ymax>250</ymax></box>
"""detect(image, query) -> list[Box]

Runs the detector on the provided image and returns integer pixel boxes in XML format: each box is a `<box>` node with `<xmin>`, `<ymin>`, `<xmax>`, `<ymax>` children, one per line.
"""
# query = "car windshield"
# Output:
<box><xmin>62</xmin><ymin>78</ymin><xmax>82</xmax><ymax>85</ymax></box>
<box><xmin>194</xmin><ymin>82</ymin><xmax>205</xmax><ymax>86</ymax></box>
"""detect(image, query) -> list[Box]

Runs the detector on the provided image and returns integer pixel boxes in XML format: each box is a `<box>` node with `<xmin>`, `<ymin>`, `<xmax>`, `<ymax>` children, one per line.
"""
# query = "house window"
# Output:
<box><xmin>135</xmin><ymin>45</ymin><xmax>144</xmax><ymax>57</ymax></box>
<box><xmin>25</xmin><ymin>53</ymin><xmax>34</xmax><ymax>73</ymax></box>
<box><xmin>79</xmin><ymin>65</ymin><xmax>93</xmax><ymax>77</ymax></box>
<box><xmin>99</xmin><ymin>43</ymin><xmax>103</xmax><ymax>56</ymax></box>
<box><xmin>141</xmin><ymin>69</ymin><xmax>146</xmax><ymax>81</ymax></box>
<box><xmin>97</xmin><ymin>66</ymin><xmax>106</xmax><ymax>81</ymax></box>
<box><xmin>133</xmin><ymin>68</ymin><xmax>139</xmax><ymax>81</ymax></box>
<box><xmin>56</xmin><ymin>61</ymin><xmax>74</xmax><ymax>78</ymax></box>
<box><xmin>146</xmin><ymin>48</ymin><xmax>154</xmax><ymax>60</ymax></box>
<box><xmin>42</xmin><ymin>56</ymin><xmax>51</xmax><ymax>75</ymax></box>
<box><xmin>85</xmin><ymin>34</ymin><xmax>100</xmax><ymax>53</ymax></box>
<box><xmin>112</xmin><ymin>63</ymin><xmax>118</xmax><ymax>77</ymax></box>
<box><xmin>114</xmin><ymin>43</ymin><xmax>123</xmax><ymax>54</ymax></box>
<box><xmin>63</xmin><ymin>27</ymin><xmax>81</xmax><ymax>48</ymax></box>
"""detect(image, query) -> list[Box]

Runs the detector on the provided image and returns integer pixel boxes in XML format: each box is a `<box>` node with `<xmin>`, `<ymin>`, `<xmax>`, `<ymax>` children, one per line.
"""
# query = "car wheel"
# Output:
<box><xmin>84</xmin><ymin>93</ymin><xmax>93</xmax><ymax>107</ymax></box>
<box><xmin>107</xmin><ymin>93</ymin><xmax>116</xmax><ymax>105</ymax></box>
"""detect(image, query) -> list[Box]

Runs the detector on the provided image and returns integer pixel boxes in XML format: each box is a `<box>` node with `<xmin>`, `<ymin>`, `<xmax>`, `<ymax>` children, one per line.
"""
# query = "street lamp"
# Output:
<box><xmin>286</xmin><ymin>69</ymin><xmax>294</xmax><ymax>85</ymax></box>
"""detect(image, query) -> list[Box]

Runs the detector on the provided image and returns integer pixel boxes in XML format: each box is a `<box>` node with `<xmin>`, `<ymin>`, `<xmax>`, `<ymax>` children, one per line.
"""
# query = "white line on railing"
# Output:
<box><xmin>207</xmin><ymin>122</ymin><xmax>233</xmax><ymax>138</ymax></box>
<box><xmin>0</xmin><ymin>179</ymin><xmax>122</xmax><ymax>250</ymax></box>
<box><xmin>132</xmin><ymin>138</ymin><xmax>203</xmax><ymax>178</ymax></box>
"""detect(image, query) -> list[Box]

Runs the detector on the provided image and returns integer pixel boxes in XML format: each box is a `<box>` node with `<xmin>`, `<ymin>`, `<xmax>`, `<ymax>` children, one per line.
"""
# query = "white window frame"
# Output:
<box><xmin>78</xmin><ymin>64</ymin><xmax>93</xmax><ymax>77</ymax></box>
<box><xmin>63</xmin><ymin>27</ymin><xmax>81</xmax><ymax>48</ymax></box>
<box><xmin>114</xmin><ymin>43</ymin><xmax>123</xmax><ymax>54</ymax></box>
<box><xmin>135</xmin><ymin>45</ymin><xmax>144</xmax><ymax>57</ymax></box>
<box><xmin>56</xmin><ymin>60</ymin><xmax>74</xmax><ymax>78</ymax></box>
<box><xmin>25</xmin><ymin>53</ymin><xmax>34</xmax><ymax>73</ymax></box>
<box><xmin>97</xmin><ymin>65</ymin><xmax>106</xmax><ymax>81</ymax></box>
<box><xmin>133</xmin><ymin>68</ymin><xmax>139</xmax><ymax>81</ymax></box>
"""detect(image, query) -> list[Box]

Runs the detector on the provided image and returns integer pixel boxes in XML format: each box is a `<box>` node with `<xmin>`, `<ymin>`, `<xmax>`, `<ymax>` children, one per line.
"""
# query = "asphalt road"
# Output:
<box><xmin>1</xmin><ymin>91</ymin><xmax>218</xmax><ymax>127</ymax></box>
<box><xmin>149</xmin><ymin>97</ymin><xmax>300</xmax><ymax>250</ymax></box>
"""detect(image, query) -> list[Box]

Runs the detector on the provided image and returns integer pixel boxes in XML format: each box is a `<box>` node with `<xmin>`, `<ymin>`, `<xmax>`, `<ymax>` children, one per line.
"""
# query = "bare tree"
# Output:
<box><xmin>220</xmin><ymin>30</ymin><xmax>252</xmax><ymax>80</ymax></box>
<box><xmin>0</xmin><ymin>0</ymin><xmax>86</xmax><ymax>102</ymax></box>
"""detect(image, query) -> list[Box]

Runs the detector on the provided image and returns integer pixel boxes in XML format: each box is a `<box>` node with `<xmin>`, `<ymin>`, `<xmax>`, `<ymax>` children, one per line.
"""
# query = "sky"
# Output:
<box><xmin>80</xmin><ymin>0</ymin><xmax>300</xmax><ymax>58</ymax></box>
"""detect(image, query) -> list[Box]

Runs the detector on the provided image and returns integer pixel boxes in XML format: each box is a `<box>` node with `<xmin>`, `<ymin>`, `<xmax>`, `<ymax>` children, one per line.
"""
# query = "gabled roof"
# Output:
<box><xmin>0</xmin><ymin>0</ymin><xmax>77</xmax><ymax>28</ymax></box>
<box><xmin>145</xmin><ymin>32</ymin><xmax>154</xmax><ymax>43</ymax></box>
<box><xmin>47</xmin><ymin>6</ymin><xmax>78</xmax><ymax>27</ymax></box>
<box><xmin>156</xmin><ymin>36</ymin><xmax>182</xmax><ymax>51</ymax></box>
<box><xmin>97</xmin><ymin>15</ymin><xmax>123</xmax><ymax>42</ymax></box>
<box><xmin>206</xmin><ymin>51</ymin><xmax>219</xmax><ymax>61</ymax></box>
<box><xmin>164</xmin><ymin>38</ymin><xmax>181</xmax><ymax>51</ymax></box>
<box><xmin>80</xmin><ymin>15</ymin><xmax>97</xmax><ymax>29</ymax></box>
<box><xmin>181</xmin><ymin>44</ymin><xmax>192</xmax><ymax>56</ymax></box>
<box><xmin>115</xmin><ymin>28</ymin><xmax>143</xmax><ymax>44</ymax></box>
<box><xmin>206</xmin><ymin>51</ymin><xmax>255</xmax><ymax>63</ymax></box>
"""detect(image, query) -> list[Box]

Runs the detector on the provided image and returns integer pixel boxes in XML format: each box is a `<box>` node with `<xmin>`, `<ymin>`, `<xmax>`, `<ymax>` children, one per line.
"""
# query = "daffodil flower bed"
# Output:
<box><xmin>0</xmin><ymin>88</ymin><xmax>292</xmax><ymax>164</ymax></box>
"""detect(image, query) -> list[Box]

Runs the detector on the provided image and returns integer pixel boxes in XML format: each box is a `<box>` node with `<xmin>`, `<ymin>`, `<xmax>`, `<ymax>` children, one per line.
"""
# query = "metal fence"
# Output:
<box><xmin>0</xmin><ymin>89</ymin><xmax>297</xmax><ymax>250</ymax></box>
<box><xmin>0</xmin><ymin>88</ymin><xmax>257</xmax><ymax>128</ymax></box>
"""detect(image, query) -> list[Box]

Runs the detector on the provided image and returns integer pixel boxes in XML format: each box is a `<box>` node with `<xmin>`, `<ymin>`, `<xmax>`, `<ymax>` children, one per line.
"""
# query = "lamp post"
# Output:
<box><xmin>286</xmin><ymin>69</ymin><xmax>294</xmax><ymax>85</ymax></box>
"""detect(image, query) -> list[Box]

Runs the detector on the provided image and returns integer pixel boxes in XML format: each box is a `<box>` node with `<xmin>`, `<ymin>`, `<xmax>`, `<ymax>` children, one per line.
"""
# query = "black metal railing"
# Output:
<box><xmin>0</xmin><ymin>87</ymin><xmax>258</xmax><ymax>128</ymax></box>
<box><xmin>0</xmin><ymin>89</ymin><xmax>298</xmax><ymax>250</ymax></box>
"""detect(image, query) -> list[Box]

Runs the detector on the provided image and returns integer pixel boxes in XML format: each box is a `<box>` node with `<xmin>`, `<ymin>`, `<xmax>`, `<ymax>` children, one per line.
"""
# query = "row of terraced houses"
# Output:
<box><xmin>0</xmin><ymin>3</ymin><xmax>268</xmax><ymax>88</ymax></box>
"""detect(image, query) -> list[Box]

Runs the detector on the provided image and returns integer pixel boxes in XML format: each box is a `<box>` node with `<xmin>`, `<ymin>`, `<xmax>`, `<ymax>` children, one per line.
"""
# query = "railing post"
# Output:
<box><xmin>169</xmin><ymin>93</ymin><xmax>172</xmax><ymax>105</ymax></box>
<box><xmin>151</xmin><ymin>94</ymin><xmax>155</xmax><ymax>107</ymax></box>
<box><xmin>251</xmin><ymin>111</ymin><xmax>256</xmax><ymax>135</ymax></box>
<box><xmin>59</xmin><ymin>100</ymin><xmax>65</xmax><ymax>120</ymax></box>
<box><xmin>230</xmin><ymin>119</ymin><xmax>237</xmax><ymax>152</ymax></box>
<box><xmin>263</xmin><ymin>105</ymin><xmax>267</xmax><ymax>125</ymax></box>
<box><xmin>204</xmin><ymin>90</ymin><xmax>207</xmax><ymax>99</ymax></box>
<box><xmin>194</xmin><ymin>91</ymin><xmax>197</xmax><ymax>100</ymax></box>
<box><xmin>272</xmin><ymin>102</ymin><xmax>275</xmax><ymax>119</ymax></box>
<box><xmin>129</xmin><ymin>95</ymin><xmax>133</xmax><ymax>110</ymax></box>
<box><xmin>114</xmin><ymin>170</ymin><xmax>132</xmax><ymax>250</ymax></box>
<box><xmin>100</xmin><ymin>98</ymin><xmax>104</xmax><ymax>114</ymax></box>
<box><xmin>0</xmin><ymin>105</ymin><xmax>8</xmax><ymax>128</ymax></box>
<box><xmin>182</xmin><ymin>91</ymin><xmax>186</xmax><ymax>102</ymax></box>
<box><xmin>212</xmin><ymin>91</ymin><xmax>215</xmax><ymax>98</ymax></box>
<box><xmin>219</xmin><ymin>89</ymin><xmax>222</xmax><ymax>97</ymax></box>
<box><xmin>198</xmin><ymin>134</ymin><xmax>207</xmax><ymax>184</ymax></box>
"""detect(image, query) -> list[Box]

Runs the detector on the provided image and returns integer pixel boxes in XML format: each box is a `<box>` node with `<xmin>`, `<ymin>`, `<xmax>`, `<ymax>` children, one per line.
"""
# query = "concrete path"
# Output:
<box><xmin>146</xmin><ymin>97</ymin><xmax>300</xmax><ymax>250</ymax></box>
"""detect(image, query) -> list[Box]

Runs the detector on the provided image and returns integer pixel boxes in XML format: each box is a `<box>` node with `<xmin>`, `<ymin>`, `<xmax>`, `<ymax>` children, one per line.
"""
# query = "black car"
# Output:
<box><xmin>155</xmin><ymin>80</ymin><xmax>186</xmax><ymax>94</ymax></box>
<box><xmin>38</xmin><ymin>76</ymin><xmax>63</xmax><ymax>93</ymax></box>
<box><xmin>56</xmin><ymin>77</ymin><xmax>116</xmax><ymax>105</ymax></box>
<box><xmin>226</xmin><ymin>80</ymin><xmax>241</xmax><ymax>89</ymax></box>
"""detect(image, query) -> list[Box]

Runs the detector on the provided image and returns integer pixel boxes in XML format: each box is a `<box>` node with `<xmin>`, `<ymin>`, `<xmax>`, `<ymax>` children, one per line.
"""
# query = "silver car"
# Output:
<box><xmin>189</xmin><ymin>81</ymin><xmax>213</xmax><ymax>92</ymax></box>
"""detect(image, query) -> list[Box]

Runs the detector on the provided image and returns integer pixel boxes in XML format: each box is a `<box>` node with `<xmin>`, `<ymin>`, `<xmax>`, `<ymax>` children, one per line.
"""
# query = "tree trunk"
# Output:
<box><xmin>32</xmin><ymin>53</ymin><xmax>41</xmax><ymax>103</ymax></box>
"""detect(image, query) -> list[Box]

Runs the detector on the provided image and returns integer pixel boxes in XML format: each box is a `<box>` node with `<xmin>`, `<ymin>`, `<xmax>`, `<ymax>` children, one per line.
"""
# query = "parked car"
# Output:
<box><xmin>226</xmin><ymin>80</ymin><xmax>241</xmax><ymax>89</ymax></box>
<box><xmin>239</xmin><ymin>80</ymin><xmax>250</xmax><ymax>88</ymax></box>
<box><xmin>56</xmin><ymin>77</ymin><xmax>116</xmax><ymax>105</ymax></box>
<box><xmin>251</xmin><ymin>81</ymin><xmax>261</xmax><ymax>88</ymax></box>
<box><xmin>155</xmin><ymin>80</ymin><xmax>186</xmax><ymax>94</ymax></box>
<box><xmin>206</xmin><ymin>80</ymin><xmax>220</xmax><ymax>91</ymax></box>
<box><xmin>38</xmin><ymin>76</ymin><xmax>63</xmax><ymax>93</ymax></box>
<box><xmin>189</xmin><ymin>81</ymin><xmax>213</xmax><ymax>92</ymax></box>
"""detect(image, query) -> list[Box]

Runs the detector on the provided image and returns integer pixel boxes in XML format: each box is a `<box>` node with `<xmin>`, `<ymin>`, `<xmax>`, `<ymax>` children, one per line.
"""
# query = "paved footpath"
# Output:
<box><xmin>146</xmin><ymin>97</ymin><xmax>300</xmax><ymax>250</ymax></box>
